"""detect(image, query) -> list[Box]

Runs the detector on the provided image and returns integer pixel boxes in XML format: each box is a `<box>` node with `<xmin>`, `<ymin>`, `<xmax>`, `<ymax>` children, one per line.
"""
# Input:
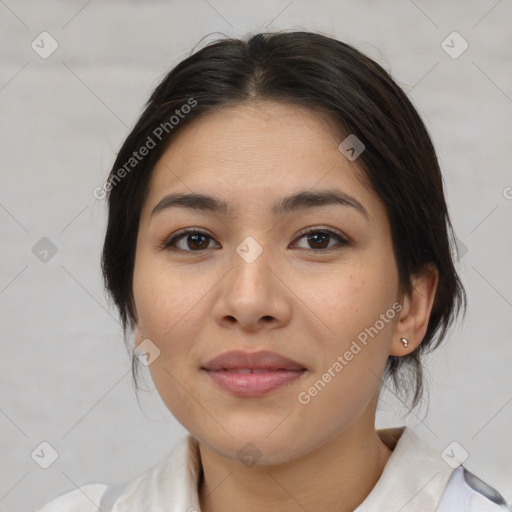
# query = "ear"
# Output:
<box><xmin>390</xmin><ymin>263</ymin><xmax>439</xmax><ymax>356</ymax></box>
<box><xmin>134</xmin><ymin>325</ymin><xmax>144</xmax><ymax>349</ymax></box>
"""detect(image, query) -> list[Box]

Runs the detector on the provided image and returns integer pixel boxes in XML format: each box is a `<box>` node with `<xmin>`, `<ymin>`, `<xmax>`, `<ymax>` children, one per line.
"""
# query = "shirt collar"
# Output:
<box><xmin>355</xmin><ymin>426</ymin><xmax>454</xmax><ymax>511</ymax></box>
<box><xmin>115</xmin><ymin>426</ymin><xmax>454</xmax><ymax>512</ymax></box>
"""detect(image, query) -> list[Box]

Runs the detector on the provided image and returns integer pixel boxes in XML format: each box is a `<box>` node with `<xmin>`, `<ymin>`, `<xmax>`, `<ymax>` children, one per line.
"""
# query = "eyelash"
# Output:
<box><xmin>160</xmin><ymin>227</ymin><xmax>349</xmax><ymax>253</ymax></box>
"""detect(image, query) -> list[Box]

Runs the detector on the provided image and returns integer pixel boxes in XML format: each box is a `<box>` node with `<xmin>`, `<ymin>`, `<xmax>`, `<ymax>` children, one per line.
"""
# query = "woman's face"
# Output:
<box><xmin>132</xmin><ymin>100</ymin><xmax>404</xmax><ymax>464</ymax></box>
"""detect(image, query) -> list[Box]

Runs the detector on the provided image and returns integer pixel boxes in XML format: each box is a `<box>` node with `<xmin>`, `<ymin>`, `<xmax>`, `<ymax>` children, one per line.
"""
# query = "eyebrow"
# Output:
<box><xmin>151</xmin><ymin>189</ymin><xmax>369</xmax><ymax>220</ymax></box>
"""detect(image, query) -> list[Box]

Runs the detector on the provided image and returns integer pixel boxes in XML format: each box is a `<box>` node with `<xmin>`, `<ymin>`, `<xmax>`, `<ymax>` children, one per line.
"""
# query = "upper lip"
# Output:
<box><xmin>202</xmin><ymin>350</ymin><xmax>306</xmax><ymax>371</ymax></box>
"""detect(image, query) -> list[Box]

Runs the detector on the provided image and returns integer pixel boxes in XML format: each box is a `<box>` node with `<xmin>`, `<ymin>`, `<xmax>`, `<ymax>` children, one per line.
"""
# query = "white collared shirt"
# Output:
<box><xmin>36</xmin><ymin>426</ymin><xmax>510</xmax><ymax>512</ymax></box>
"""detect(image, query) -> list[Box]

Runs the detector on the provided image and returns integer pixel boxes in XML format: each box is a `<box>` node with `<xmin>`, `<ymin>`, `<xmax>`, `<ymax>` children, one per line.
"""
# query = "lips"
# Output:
<box><xmin>202</xmin><ymin>350</ymin><xmax>306</xmax><ymax>371</ymax></box>
<box><xmin>201</xmin><ymin>350</ymin><xmax>307</xmax><ymax>397</ymax></box>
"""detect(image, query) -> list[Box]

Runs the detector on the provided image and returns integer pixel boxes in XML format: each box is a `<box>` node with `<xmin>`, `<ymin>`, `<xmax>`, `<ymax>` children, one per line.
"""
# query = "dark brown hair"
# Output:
<box><xmin>101</xmin><ymin>30</ymin><xmax>467</xmax><ymax>411</ymax></box>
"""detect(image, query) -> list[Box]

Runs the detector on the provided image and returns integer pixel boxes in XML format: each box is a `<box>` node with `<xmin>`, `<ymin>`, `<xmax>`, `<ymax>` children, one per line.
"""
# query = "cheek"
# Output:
<box><xmin>309</xmin><ymin>262</ymin><xmax>393</xmax><ymax>336</ymax></box>
<box><xmin>133</xmin><ymin>255</ymin><xmax>208</xmax><ymax>338</ymax></box>
<box><xmin>296</xmin><ymin>282</ymin><xmax>395</xmax><ymax>436</ymax></box>
<box><xmin>307</xmin><ymin>259</ymin><xmax>397</xmax><ymax>380</ymax></box>
<box><xmin>132</xmin><ymin>256</ymin><xmax>218</xmax><ymax>400</ymax></box>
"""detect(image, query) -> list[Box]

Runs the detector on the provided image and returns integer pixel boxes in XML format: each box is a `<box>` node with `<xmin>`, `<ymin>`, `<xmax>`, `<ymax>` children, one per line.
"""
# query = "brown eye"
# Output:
<box><xmin>163</xmin><ymin>230</ymin><xmax>218</xmax><ymax>252</ymax></box>
<box><xmin>306</xmin><ymin>232</ymin><xmax>330</xmax><ymax>249</ymax></box>
<box><xmin>293</xmin><ymin>228</ymin><xmax>348</xmax><ymax>252</ymax></box>
<box><xmin>183</xmin><ymin>233</ymin><xmax>211</xmax><ymax>250</ymax></box>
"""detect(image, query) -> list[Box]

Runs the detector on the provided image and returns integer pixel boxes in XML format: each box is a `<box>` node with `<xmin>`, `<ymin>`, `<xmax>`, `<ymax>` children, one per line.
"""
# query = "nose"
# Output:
<box><xmin>212</xmin><ymin>239</ymin><xmax>292</xmax><ymax>332</ymax></box>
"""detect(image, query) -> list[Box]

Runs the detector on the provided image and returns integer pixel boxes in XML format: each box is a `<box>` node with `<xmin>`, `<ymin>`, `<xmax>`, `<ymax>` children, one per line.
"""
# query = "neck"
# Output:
<box><xmin>198</xmin><ymin>422</ymin><xmax>394</xmax><ymax>512</ymax></box>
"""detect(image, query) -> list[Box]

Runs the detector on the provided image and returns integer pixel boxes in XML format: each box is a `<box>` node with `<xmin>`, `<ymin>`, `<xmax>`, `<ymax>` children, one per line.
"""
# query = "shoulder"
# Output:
<box><xmin>35</xmin><ymin>484</ymin><xmax>108</xmax><ymax>512</ymax></box>
<box><xmin>373</xmin><ymin>427</ymin><xmax>511</xmax><ymax>512</ymax></box>
<box><xmin>36</xmin><ymin>435</ymin><xmax>206</xmax><ymax>511</ymax></box>
<box><xmin>437</xmin><ymin>465</ymin><xmax>511</xmax><ymax>512</ymax></box>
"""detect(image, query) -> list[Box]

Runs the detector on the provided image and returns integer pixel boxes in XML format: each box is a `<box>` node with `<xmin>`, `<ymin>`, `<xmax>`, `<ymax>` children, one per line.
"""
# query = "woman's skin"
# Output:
<box><xmin>132</xmin><ymin>100</ymin><xmax>438</xmax><ymax>512</ymax></box>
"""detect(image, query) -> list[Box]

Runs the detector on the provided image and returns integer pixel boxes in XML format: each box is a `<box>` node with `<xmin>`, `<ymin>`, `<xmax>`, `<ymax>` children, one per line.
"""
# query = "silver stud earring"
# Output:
<box><xmin>401</xmin><ymin>337</ymin><xmax>408</xmax><ymax>348</ymax></box>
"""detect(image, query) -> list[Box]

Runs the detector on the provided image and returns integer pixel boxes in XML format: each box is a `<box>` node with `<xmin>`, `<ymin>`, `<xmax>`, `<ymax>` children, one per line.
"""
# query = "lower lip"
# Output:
<box><xmin>203</xmin><ymin>369</ymin><xmax>306</xmax><ymax>397</ymax></box>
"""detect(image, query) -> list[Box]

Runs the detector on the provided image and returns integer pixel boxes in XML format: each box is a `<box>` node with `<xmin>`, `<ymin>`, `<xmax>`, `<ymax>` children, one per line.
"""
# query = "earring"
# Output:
<box><xmin>400</xmin><ymin>337</ymin><xmax>408</xmax><ymax>348</ymax></box>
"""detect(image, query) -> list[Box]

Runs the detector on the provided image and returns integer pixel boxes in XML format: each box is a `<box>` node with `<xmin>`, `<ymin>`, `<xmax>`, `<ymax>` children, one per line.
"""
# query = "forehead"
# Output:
<box><xmin>142</xmin><ymin>101</ymin><xmax>385</xmax><ymax>226</ymax></box>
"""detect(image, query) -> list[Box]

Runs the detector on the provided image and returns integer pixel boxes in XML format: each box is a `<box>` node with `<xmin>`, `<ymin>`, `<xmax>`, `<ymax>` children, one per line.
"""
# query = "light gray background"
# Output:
<box><xmin>1</xmin><ymin>1</ymin><xmax>511</xmax><ymax>510</ymax></box>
